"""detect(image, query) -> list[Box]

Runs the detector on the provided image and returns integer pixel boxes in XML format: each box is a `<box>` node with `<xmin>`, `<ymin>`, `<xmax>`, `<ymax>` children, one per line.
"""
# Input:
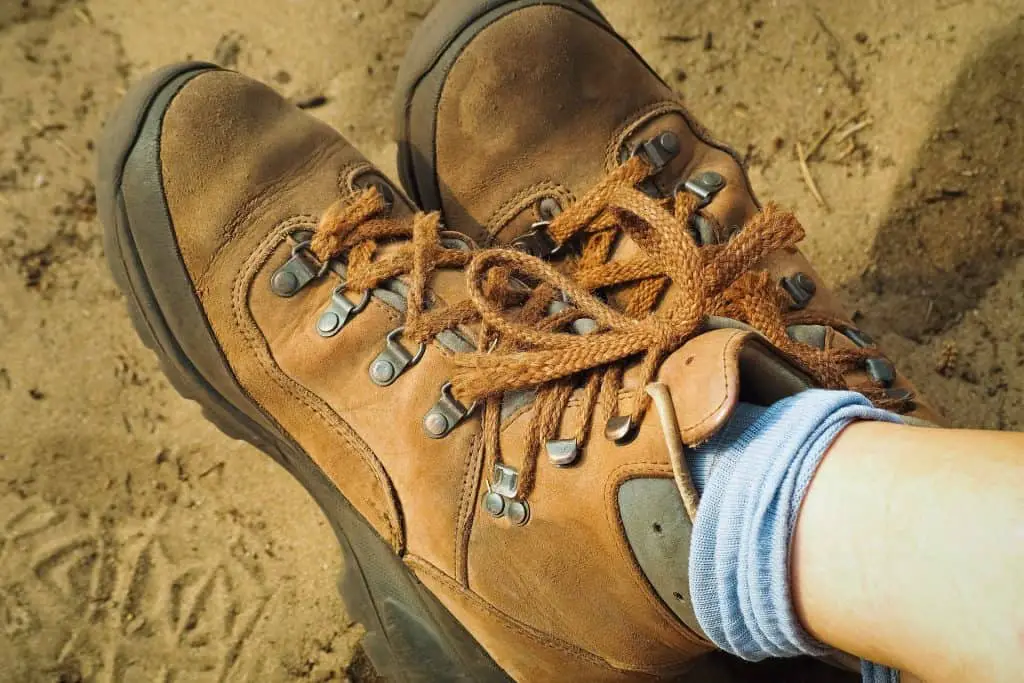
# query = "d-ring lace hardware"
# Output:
<box><xmin>270</xmin><ymin>239</ymin><xmax>328</xmax><ymax>297</ymax></box>
<box><xmin>422</xmin><ymin>382</ymin><xmax>477</xmax><ymax>439</ymax></box>
<box><xmin>511</xmin><ymin>221</ymin><xmax>563</xmax><ymax>258</ymax></box>
<box><xmin>369</xmin><ymin>326</ymin><xmax>426</xmax><ymax>386</ymax></box>
<box><xmin>316</xmin><ymin>283</ymin><xmax>371</xmax><ymax>337</ymax></box>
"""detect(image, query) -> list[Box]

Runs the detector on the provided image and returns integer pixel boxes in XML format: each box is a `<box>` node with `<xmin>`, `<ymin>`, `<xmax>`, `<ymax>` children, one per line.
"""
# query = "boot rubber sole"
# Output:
<box><xmin>393</xmin><ymin>0</ymin><xmax>607</xmax><ymax>217</ymax></box>
<box><xmin>97</xmin><ymin>62</ymin><xmax>511</xmax><ymax>683</ymax></box>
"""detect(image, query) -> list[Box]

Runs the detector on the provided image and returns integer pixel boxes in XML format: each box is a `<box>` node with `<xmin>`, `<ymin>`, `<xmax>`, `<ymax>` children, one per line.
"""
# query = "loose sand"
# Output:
<box><xmin>2</xmin><ymin>1</ymin><xmax>1021</xmax><ymax>680</ymax></box>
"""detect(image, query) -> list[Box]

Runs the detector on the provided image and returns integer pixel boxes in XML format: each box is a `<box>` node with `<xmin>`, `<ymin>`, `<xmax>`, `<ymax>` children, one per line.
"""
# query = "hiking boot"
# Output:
<box><xmin>98</xmin><ymin>64</ymin><xmax>848</xmax><ymax>681</ymax></box>
<box><xmin>394</xmin><ymin>0</ymin><xmax>942</xmax><ymax>425</ymax></box>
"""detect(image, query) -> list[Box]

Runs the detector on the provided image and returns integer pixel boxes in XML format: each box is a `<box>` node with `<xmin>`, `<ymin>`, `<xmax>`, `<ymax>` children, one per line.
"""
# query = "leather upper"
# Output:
<box><xmin>420</xmin><ymin>2</ymin><xmax>942</xmax><ymax>426</ymax></box>
<box><xmin>154</xmin><ymin>70</ymin><xmax>827</xmax><ymax>680</ymax></box>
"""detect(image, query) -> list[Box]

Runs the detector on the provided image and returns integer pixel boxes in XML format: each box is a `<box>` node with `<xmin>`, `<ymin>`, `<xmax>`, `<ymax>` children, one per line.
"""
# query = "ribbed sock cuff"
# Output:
<box><xmin>686</xmin><ymin>389</ymin><xmax>903</xmax><ymax>681</ymax></box>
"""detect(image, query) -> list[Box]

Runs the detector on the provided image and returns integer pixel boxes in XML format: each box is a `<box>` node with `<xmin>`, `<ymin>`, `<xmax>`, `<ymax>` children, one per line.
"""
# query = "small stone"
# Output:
<box><xmin>294</xmin><ymin>94</ymin><xmax>328</xmax><ymax>110</ymax></box>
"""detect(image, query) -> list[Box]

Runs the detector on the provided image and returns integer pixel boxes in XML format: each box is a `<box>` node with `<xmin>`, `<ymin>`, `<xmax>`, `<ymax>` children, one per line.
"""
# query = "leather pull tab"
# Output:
<box><xmin>655</xmin><ymin>328</ymin><xmax>813</xmax><ymax>446</ymax></box>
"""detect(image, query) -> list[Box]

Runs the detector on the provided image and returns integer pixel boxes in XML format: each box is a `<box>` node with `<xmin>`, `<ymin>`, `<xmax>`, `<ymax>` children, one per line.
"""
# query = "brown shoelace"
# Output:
<box><xmin>310</xmin><ymin>170</ymin><xmax>898</xmax><ymax>503</ymax></box>
<box><xmin>532</xmin><ymin>155</ymin><xmax>897</xmax><ymax>394</ymax></box>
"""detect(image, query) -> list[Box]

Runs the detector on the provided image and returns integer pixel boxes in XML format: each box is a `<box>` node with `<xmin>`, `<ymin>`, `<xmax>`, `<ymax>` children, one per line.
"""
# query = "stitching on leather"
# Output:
<box><xmin>602</xmin><ymin>95</ymin><xmax>763</xmax><ymax>209</ymax></box>
<box><xmin>233</xmin><ymin>217</ymin><xmax>404</xmax><ymax>550</ymax></box>
<box><xmin>603</xmin><ymin>100</ymin><xmax>687</xmax><ymax>171</ymax></box>
<box><xmin>603</xmin><ymin>463</ymin><xmax>714</xmax><ymax>649</ymax></box>
<box><xmin>455</xmin><ymin>433</ymin><xmax>485</xmax><ymax>586</ymax></box>
<box><xmin>485</xmin><ymin>181</ymin><xmax>576</xmax><ymax>239</ymax></box>
<box><xmin>336</xmin><ymin>161</ymin><xmax>377</xmax><ymax>196</ymax></box>
<box><xmin>670</xmin><ymin>98</ymin><xmax>763</xmax><ymax>208</ymax></box>
<box><xmin>498</xmin><ymin>398</ymin><xmax>536</xmax><ymax>434</ymax></box>
<box><xmin>404</xmin><ymin>553</ymin><xmax>671</xmax><ymax>674</ymax></box>
<box><xmin>236</xmin><ymin>219</ymin><xmax>401</xmax><ymax>544</ymax></box>
<box><xmin>682</xmin><ymin>330</ymin><xmax>747</xmax><ymax>439</ymax></box>
<box><xmin>198</xmin><ymin>143</ymin><xmax>337</xmax><ymax>291</ymax></box>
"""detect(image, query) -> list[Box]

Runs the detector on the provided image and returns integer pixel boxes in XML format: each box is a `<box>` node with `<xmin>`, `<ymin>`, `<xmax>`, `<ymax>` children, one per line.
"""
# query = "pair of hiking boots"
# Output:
<box><xmin>97</xmin><ymin>1</ymin><xmax>940</xmax><ymax>680</ymax></box>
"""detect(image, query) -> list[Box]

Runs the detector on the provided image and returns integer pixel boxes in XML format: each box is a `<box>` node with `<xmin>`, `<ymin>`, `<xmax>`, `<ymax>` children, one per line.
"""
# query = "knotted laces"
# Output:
<box><xmin>310</xmin><ymin>158</ymin><xmax>905</xmax><ymax>502</ymax></box>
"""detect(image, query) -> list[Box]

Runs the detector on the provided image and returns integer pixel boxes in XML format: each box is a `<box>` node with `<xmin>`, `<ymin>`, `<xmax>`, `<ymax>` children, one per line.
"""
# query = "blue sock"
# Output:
<box><xmin>686</xmin><ymin>389</ymin><xmax>904</xmax><ymax>682</ymax></box>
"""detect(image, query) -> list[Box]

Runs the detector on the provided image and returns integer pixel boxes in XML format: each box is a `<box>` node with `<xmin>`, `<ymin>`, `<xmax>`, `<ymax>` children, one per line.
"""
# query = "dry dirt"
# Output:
<box><xmin>1</xmin><ymin>0</ymin><xmax>1022</xmax><ymax>681</ymax></box>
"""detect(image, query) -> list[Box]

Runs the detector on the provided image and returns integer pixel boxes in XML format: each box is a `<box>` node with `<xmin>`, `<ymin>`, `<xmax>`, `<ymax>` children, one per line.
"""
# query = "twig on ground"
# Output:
<box><xmin>836</xmin><ymin>109</ymin><xmax>868</xmax><ymax>130</ymax></box>
<box><xmin>796</xmin><ymin>142</ymin><xmax>829</xmax><ymax>209</ymax></box>
<box><xmin>30</xmin><ymin>120</ymin><xmax>85</xmax><ymax>161</ymax></box>
<box><xmin>835</xmin><ymin>118</ymin><xmax>874</xmax><ymax>144</ymax></box>
<box><xmin>836</xmin><ymin>141</ymin><xmax>857</xmax><ymax>161</ymax></box>
<box><xmin>805</xmin><ymin>124</ymin><xmax>835</xmax><ymax>161</ymax></box>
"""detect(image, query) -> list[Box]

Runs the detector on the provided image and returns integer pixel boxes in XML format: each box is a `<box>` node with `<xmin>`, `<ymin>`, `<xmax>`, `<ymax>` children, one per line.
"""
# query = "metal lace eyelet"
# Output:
<box><xmin>619</xmin><ymin>131</ymin><xmax>682</xmax><ymax>172</ymax></box>
<box><xmin>605</xmin><ymin>415</ymin><xmax>635</xmax><ymax>444</ymax></box>
<box><xmin>844</xmin><ymin>328</ymin><xmax>875</xmax><ymax>348</ymax></box>
<box><xmin>780</xmin><ymin>272</ymin><xmax>817</xmax><ymax>310</ymax></box>
<box><xmin>546</xmin><ymin>439</ymin><xmax>580</xmax><ymax>467</ymax></box>
<box><xmin>483</xmin><ymin>464</ymin><xmax>530</xmax><ymax>526</ymax></box>
<box><xmin>315</xmin><ymin>285</ymin><xmax>371</xmax><ymax>337</ymax></box>
<box><xmin>270</xmin><ymin>240</ymin><xmax>324</xmax><ymax>297</ymax></box>
<box><xmin>369</xmin><ymin>327</ymin><xmax>427</xmax><ymax>386</ymax></box>
<box><xmin>351</xmin><ymin>172</ymin><xmax>396</xmax><ymax>211</ymax></box>
<box><xmin>422</xmin><ymin>382</ymin><xmax>477</xmax><ymax>439</ymax></box>
<box><xmin>865</xmin><ymin>357</ymin><xmax>896</xmax><ymax>388</ymax></box>
<box><xmin>618</xmin><ymin>132</ymin><xmax>683</xmax><ymax>198</ymax></box>
<box><xmin>674</xmin><ymin>170</ymin><xmax>727</xmax><ymax>209</ymax></box>
<box><xmin>537</xmin><ymin>197</ymin><xmax>563</xmax><ymax>221</ymax></box>
<box><xmin>511</xmin><ymin>221</ymin><xmax>562</xmax><ymax>258</ymax></box>
<box><xmin>546</xmin><ymin>298</ymin><xmax>598</xmax><ymax>335</ymax></box>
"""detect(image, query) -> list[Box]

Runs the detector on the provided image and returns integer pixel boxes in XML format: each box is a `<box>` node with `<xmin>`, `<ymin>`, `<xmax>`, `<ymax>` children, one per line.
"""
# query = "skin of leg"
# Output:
<box><xmin>791</xmin><ymin>421</ymin><xmax>1024</xmax><ymax>683</ymax></box>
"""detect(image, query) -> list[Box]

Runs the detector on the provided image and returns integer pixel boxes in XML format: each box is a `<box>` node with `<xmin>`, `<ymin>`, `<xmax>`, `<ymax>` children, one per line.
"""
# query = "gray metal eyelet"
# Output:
<box><xmin>316</xmin><ymin>285</ymin><xmax>371</xmax><ymax>338</ymax></box>
<box><xmin>546</xmin><ymin>439</ymin><xmax>580</xmax><ymax>467</ymax></box>
<box><xmin>619</xmin><ymin>132</ymin><xmax>683</xmax><ymax>198</ymax></box>
<box><xmin>620</xmin><ymin>132</ymin><xmax>682</xmax><ymax>172</ymax></box>
<box><xmin>538</xmin><ymin>197</ymin><xmax>563</xmax><ymax>221</ymax></box>
<box><xmin>546</xmin><ymin>298</ymin><xmax>598</xmax><ymax>335</ymax></box>
<box><xmin>511</xmin><ymin>221</ymin><xmax>562</xmax><ymax>258</ymax></box>
<box><xmin>351</xmin><ymin>172</ymin><xmax>396</xmax><ymax>210</ymax></box>
<box><xmin>270</xmin><ymin>240</ymin><xmax>323</xmax><ymax>297</ymax></box>
<box><xmin>675</xmin><ymin>170</ymin><xmax>727</xmax><ymax>209</ymax></box>
<box><xmin>780</xmin><ymin>273</ymin><xmax>817</xmax><ymax>310</ymax></box>
<box><xmin>422</xmin><ymin>382</ymin><xmax>477</xmax><ymax>439</ymax></box>
<box><xmin>689</xmin><ymin>214</ymin><xmax>718</xmax><ymax>246</ymax></box>
<box><xmin>483</xmin><ymin>464</ymin><xmax>530</xmax><ymax>526</ymax></box>
<box><xmin>605</xmin><ymin>415</ymin><xmax>636</xmax><ymax>444</ymax></box>
<box><xmin>369</xmin><ymin>327</ymin><xmax>426</xmax><ymax>386</ymax></box>
<box><xmin>865</xmin><ymin>357</ymin><xmax>896</xmax><ymax>388</ymax></box>
<box><xmin>844</xmin><ymin>328</ymin><xmax>875</xmax><ymax>348</ymax></box>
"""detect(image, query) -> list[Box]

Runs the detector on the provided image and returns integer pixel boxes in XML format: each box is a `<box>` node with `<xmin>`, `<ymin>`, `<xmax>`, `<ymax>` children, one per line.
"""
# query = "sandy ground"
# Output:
<box><xmin>1</xmin><ymin>0</ymin><xmax>1022</xmax><ymax>681</ymax></box>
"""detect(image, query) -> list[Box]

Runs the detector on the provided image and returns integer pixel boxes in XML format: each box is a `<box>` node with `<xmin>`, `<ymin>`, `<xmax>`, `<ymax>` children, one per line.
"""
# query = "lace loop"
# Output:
<box><xmin>307</xmin><ymin>163</ymin><xmax>907</xmax><ymax>510</ymax></box>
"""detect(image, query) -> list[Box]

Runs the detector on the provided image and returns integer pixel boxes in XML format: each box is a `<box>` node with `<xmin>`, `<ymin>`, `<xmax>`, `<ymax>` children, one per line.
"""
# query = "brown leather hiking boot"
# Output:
<box><xmin>98</xmin><ymin>64</ymin><xmax>852</xmax><ymax>681</ymax></box>
<box><xmin>394</xmin><ymin>0</ymin><xmax>942</xmax><ymax>426</ymax></box>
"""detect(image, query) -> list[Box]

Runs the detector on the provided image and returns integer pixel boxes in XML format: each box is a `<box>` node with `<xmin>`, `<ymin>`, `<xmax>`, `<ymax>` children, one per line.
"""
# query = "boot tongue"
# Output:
<box><xmin>655</xmin><ymin>327</ymin><xmax>814</xmax><ymax>446</ymax></box>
